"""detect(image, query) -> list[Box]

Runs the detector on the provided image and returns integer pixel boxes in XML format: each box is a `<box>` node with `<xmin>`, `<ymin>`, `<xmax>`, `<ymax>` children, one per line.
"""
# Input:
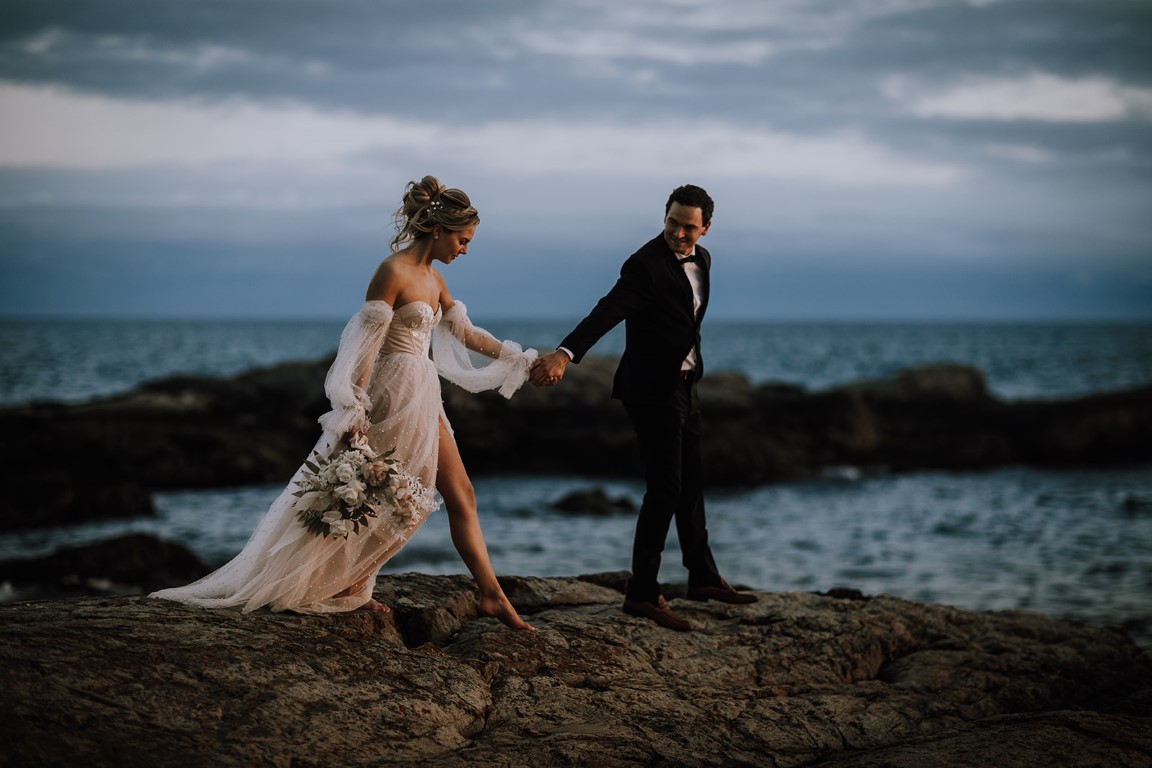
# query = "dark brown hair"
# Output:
<box><xmin>665</xmin><ymin>184</ymin><xmax>714</xmax><ymax>225</ymax></box>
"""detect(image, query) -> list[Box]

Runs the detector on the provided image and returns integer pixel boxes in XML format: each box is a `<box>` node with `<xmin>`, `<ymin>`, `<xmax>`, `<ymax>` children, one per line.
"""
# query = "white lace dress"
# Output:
<box><xmin>150</xmin><ymin>300</ymin><xmax>535</xmax><ymax>613</ymax></box>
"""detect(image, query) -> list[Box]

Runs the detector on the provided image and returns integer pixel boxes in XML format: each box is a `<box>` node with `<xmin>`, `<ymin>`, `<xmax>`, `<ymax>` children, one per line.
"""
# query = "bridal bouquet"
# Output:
<box><xmin>292</xmin><ymin>437</ymin><xmax>415</xmax><ymax>539</ymax></box>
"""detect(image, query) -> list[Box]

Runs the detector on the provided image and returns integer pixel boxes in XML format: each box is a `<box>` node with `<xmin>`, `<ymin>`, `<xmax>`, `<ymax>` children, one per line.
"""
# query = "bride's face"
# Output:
<box><xmin>431</xmin><ymin>225</ymin><xmax>476</xmax><ymax>265</ymax></box>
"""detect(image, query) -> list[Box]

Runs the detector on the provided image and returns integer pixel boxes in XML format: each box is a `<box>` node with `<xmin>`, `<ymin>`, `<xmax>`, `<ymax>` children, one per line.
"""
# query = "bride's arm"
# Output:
<box><xmin>432</xmin><ymin>272</ymin><xmax>536</xmax><ymax>398</ymax></box>
<box><xmin>437</xmin><ymin>273</ymin><xmax>506</xmax><ymax>359</ymax></box>
<box><xmin>318</xmin><ymin>300</ymin><xmax>393</xmax><ymax>440</ymax></box>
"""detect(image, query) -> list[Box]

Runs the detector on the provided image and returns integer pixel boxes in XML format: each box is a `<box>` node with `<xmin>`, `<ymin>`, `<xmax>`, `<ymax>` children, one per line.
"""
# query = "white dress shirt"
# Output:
<box><xmin>679</xmin><ymin>249</ymin><xmax>703</xmax><ymax>372</ymax></box>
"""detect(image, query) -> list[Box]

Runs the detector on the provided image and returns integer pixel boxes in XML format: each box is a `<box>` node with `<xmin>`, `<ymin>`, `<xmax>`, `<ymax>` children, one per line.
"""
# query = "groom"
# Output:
<box><xmin>530</xmin><ymin>184</ymin><xmax>757</xmax><ymax>632</ymax></box>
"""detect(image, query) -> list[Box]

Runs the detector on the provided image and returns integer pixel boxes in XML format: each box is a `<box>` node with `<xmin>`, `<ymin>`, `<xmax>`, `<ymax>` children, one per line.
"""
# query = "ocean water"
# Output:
<box><xmin>1</xmin><ymin>317</ymin><xmax>1150</xmax><ymax>645</ymax></box>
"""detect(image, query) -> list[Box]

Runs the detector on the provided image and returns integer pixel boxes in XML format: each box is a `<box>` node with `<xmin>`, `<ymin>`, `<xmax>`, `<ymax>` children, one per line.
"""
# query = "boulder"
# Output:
<box><xmin>0</xmin><ymin>573</ymin><xmax>1148</xmax><ymax>767</ymax></box>
<box><xmin>833</xmin><ymin>363</ymin><xmax>992</xmax><ymax>403</ymax></box>
<box><xmin>551</xmin><ymin>488</ymin><xmax>637</xmax><ymax>516</ymax></box>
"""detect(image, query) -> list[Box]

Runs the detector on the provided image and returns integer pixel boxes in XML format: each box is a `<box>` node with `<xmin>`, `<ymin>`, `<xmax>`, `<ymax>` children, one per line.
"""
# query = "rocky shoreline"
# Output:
<box><xmin>1</xmin><ymin>355</ymin><xmax>1149</xmax><ymax>529</ymax></box>
<box><xmin>1</xmin><ymin>572</ymin><xmax>1149</xmax><ymax>767</ymax></box>
<box><xmin>3</xmin><ymin>356</ymin><xmax>1149</xmax><ymax>766</ymax></box>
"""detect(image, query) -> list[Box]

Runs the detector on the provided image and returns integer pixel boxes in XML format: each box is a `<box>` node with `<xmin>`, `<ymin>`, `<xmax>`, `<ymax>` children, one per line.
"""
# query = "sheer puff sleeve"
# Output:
<box><xmin>433</xmin><ymin>301</ymin><xmax>537</xmax><ymax>398</ymax></box>
<box><xmin>316</xmin><ymin>301</ymin><xmax>394</xmax><ymax>438</ymax></box>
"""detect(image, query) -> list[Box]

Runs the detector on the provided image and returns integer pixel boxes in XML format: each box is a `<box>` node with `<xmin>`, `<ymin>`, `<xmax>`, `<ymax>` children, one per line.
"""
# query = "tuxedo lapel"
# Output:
<box><xmin>697</xmin><ymin>248</ymin><xmax>710</xmax><ymax>319</ymax></box>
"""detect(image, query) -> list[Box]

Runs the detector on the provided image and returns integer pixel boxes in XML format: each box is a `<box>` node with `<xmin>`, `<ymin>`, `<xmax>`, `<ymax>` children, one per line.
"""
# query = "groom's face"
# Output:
<box><xmin>663</xmin><ymin>202</ymin><xmax>710</xmax><ymax>256</ymax></box>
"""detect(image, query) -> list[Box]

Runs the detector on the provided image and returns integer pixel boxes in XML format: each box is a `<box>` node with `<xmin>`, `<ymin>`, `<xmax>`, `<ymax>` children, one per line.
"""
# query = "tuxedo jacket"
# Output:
<box><xmin>560</xmin><ymin>234</ymin><xmax>710</xmax><ymax>404</ymax></box>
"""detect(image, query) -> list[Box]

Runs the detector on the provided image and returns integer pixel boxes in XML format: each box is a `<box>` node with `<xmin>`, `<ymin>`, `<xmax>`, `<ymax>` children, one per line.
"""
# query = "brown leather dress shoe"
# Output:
<box><xmin>622</xmin><ymin>596</ymin><xmax>692</xmax><ymax>632</ymax></box>
<box><xmin>686</xmin><ymin>579</ymin><xmax>758</xmax><ymax>604</ymax></box>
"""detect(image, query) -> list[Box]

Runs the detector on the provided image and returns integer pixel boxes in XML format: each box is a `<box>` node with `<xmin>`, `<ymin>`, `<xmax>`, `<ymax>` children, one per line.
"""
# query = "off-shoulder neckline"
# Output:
<box><xmin>363</xmin><ymin>299</ymin><xmax>443</xmax><ymax>316</ymax></box>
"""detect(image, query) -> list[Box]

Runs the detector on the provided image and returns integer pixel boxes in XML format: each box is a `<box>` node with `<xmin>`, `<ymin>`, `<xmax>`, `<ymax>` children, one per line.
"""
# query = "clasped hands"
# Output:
<box><xmin>529</xmin><ymin>351</ymin><xmax>569</xmax><ymax>387</ymax></box>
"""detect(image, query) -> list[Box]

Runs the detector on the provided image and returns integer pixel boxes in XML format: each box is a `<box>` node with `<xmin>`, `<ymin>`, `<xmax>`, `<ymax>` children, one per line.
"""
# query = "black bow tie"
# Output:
<box><xmin>678</xmin><ymin>254</ymin><xmax>701</xmax><ymax>265</ymax></box>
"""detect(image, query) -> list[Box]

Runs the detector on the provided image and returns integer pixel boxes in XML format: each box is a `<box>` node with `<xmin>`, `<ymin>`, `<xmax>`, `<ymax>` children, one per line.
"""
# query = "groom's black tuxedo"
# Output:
<box><xmin>559</xmin><ymin>234</ymin><xmax>710</xmax><ymax>403</ymax></box>
<box><xmin>559</xmin><ymin>233</ymin><xmax>722</xmax><ymax>604</ymax></box>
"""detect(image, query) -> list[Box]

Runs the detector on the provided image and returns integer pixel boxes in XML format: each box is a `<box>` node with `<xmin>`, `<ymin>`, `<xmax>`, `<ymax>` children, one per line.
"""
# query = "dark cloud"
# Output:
<box><xmin>2</xmin><ymin>0</ymin><xmax>1149</xmax><ymax>130</ymax></box>
<box><xmin>1</xmin><ymin>0</ymin><xmax>1149</xmax><ymax>319</ymax></box>
<box><xmin>0</xmin><ymin>0</ymin><xmax>528</xmax><ymax>114</ymax></box>
<box><xmin>846</xmin><ymin>0</ymin><xmax>1152</xmax><ymax>83</ymax></box>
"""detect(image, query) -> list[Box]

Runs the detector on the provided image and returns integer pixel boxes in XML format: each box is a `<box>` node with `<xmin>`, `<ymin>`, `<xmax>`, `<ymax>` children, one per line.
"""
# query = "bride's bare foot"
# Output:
<box><xmin>479</xmin><ymin>593</ymin><xmax>535</xmax><ymax>631</ymax></box>
<box><xmin>358</xmin><ymin>599</ymin><xmax>390</xmax><ymax>613</ymax></box>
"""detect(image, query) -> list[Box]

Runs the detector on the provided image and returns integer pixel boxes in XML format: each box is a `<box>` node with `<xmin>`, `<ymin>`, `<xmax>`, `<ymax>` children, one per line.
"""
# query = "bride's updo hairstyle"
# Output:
<box><xmin>390</xmin><ymin>175</ymin><xmax>480</xmax><ymax>253</ymax></box>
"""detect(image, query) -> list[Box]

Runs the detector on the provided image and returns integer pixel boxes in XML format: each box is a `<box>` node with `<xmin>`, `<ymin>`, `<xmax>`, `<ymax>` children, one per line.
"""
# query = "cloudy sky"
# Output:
<box><xmin>1</xmin><ymin>0</ymin><xmax>1150</xmax><ymax>320</ymax></box>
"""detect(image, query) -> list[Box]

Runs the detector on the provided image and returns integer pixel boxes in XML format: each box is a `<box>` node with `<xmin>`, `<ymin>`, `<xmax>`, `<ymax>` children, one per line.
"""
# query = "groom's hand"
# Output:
<box><xmin>530</xmin><ymin>351</ymin><xmax>569</xmax><ymax>387</ymax></box>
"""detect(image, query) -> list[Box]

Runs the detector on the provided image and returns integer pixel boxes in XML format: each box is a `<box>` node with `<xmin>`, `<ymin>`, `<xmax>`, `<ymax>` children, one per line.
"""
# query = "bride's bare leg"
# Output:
<box><xmin>436</xmin><ymin>419</ymin><xmax>534</xmax><ymax>631</ymax></box>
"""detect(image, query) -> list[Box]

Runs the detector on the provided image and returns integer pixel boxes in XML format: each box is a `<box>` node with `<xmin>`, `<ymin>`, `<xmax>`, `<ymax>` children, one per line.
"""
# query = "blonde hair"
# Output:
<box><xmin>390</xmin><ymin>175</ymin><xmax>480</xmax><ymax>253</ymax></box>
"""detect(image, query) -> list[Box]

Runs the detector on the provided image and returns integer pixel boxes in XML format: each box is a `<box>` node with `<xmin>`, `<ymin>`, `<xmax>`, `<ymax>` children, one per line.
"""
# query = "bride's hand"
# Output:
<box><xmin>343</xmin><ymin>423</ymin><xmax>371</xmax><ymax>450</ymax></box>
<box><xmin>479</xmin><ymin>593</ymin><xmax>535</xmax><ymax>631</ymax></box>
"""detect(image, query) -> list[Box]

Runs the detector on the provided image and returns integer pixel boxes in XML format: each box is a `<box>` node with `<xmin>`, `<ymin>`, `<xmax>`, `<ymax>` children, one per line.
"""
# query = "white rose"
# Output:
<box><xmin>320</xmin><ymin>509</ymin><xmax>351</xmax><ymax>537</ymax></box>
<box><xmin>335</xmin><ymin>479</ymin><xmax>367</xmax><ymax>507</ymax></box>
<box><xmin>335</xmin><ymin>462</ymin><xmax>356</xmax><ymax>484</ymax></box>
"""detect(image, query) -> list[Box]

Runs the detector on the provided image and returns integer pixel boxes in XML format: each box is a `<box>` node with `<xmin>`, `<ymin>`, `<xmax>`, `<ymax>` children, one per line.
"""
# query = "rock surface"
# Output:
<box><xmin>1</xmin><ymin>573</ymin><xmax>1149</xmax><ymax>767</ymax></box>
<box><xmin>2</xmin><ymin>356</ymin><xmax>1150</xmax><ymax>528</ymax></box>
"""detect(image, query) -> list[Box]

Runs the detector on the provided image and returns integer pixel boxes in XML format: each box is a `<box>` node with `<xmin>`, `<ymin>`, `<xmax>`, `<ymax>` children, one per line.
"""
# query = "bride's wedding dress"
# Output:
<box><xmin>151</xmin><ymin>300</ymin><xmax>535</xmax><ymax>613</ymax></box>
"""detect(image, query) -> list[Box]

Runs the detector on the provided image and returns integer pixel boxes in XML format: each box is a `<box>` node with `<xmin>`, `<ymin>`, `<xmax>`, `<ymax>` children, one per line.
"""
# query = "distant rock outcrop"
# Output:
<box><xmin>0</xmin><ymin>533</ymin><xmax>209</xmax><ymax>602</ymax></box>
<box><xmin>1</xmin><ymin>573</ymin><xmax>1149</xmax><ymax>767</ymax></box>
<box><xmin>551</xmin><ymin>488</ymin><xmax>637</xmax><ymax>516</ymax></box>
<box><xmin>2</xmin><ymin>356</ymin><xmax>1150</xmax><ymax>529</ymax></box>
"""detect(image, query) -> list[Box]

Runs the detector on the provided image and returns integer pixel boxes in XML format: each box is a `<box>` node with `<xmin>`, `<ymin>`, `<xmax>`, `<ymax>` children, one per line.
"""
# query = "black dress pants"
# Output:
<box><xmin>622</xmin><ymin>378</ymin><xmax>721</xmax><ymax>603</ymax></box>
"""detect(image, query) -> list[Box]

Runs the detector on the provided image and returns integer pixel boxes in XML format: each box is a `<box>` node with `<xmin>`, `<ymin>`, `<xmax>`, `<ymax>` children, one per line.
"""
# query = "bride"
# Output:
<box><xmin>151</xmin><ymin>176</ymin><xmax>535</xmax><ymax>630</ymax></box>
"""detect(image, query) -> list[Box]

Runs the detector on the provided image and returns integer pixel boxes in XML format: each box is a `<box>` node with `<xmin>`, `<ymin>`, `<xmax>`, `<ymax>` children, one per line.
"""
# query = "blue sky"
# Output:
<box><xmin>1</xmin><ymin>0</ymin><xmax>1150</xmax><ymax>320</ymax></box>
